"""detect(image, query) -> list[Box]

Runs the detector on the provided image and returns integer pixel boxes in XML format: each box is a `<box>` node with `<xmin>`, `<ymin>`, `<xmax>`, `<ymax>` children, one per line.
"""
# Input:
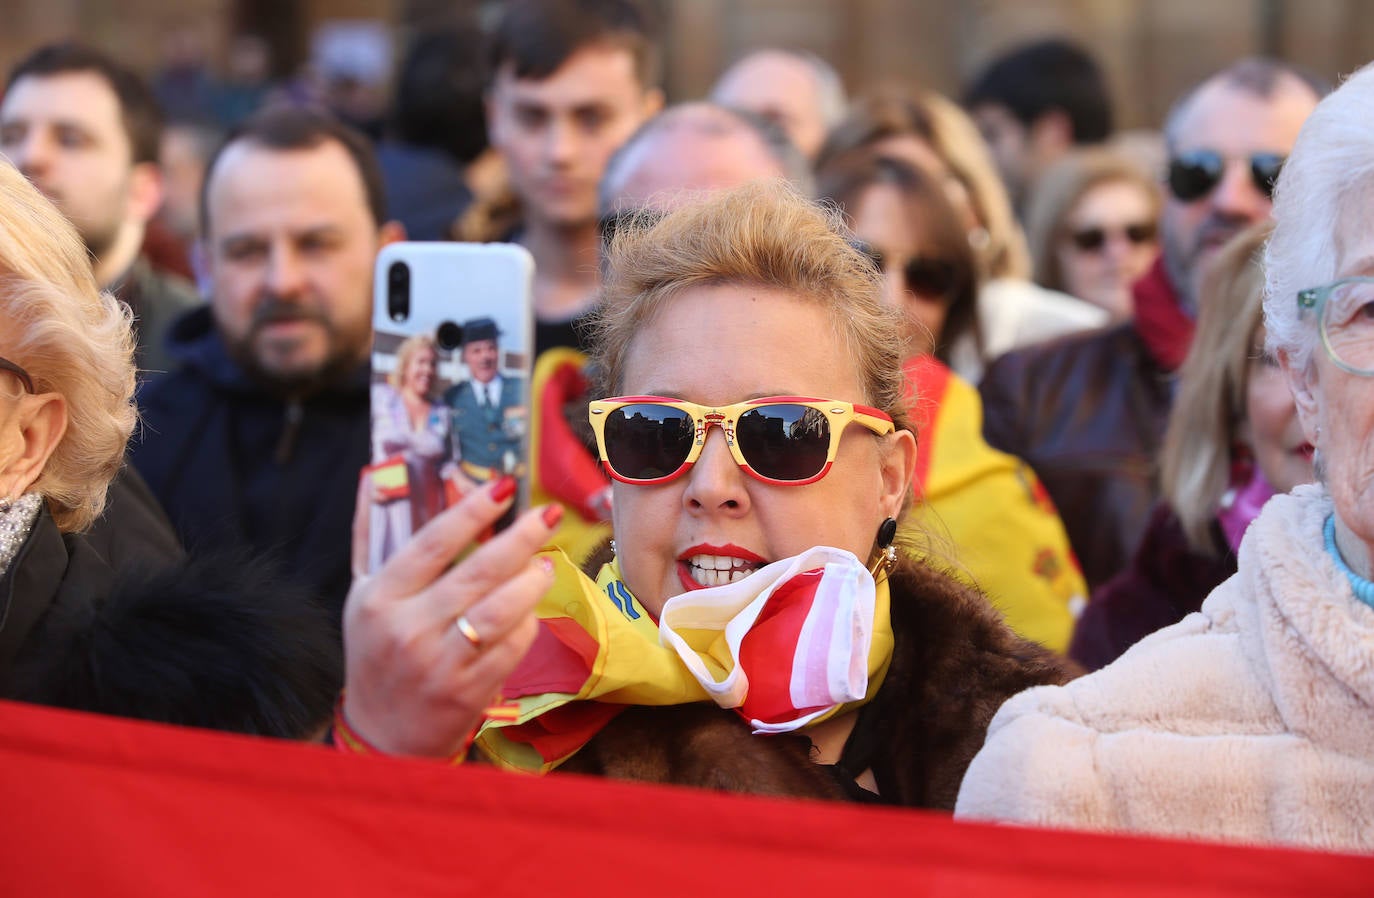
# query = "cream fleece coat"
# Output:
<box><xmin>955</xmin><ymin>484</ymin><xmax>1374</xmax><ymax>853</ymax></box>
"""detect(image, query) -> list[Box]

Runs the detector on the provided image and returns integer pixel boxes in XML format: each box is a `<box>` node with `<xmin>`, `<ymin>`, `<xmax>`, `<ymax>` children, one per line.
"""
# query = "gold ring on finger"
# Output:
<box><xmin>454</xmin><ymin>613</ymin><xmax>483</xmax><ymax>650</ymax></box>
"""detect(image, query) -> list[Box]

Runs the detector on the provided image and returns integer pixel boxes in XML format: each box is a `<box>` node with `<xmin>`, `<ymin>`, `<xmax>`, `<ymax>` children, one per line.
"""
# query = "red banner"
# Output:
<box><xmin>0</xmin><ymin>699</ymin><xmax>1368</xmax><ymax>897</ymax></box>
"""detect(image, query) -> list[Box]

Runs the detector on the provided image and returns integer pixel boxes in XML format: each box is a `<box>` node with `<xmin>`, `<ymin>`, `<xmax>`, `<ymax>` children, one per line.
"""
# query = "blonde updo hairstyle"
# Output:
<box><xmin>388</xmin><ymin>333</ymin><xmax>439</xmax><ymax>396</ymax></box>
<box><xmin>590</xmin><ymin>180</ymin><xmax>913</xmax><ymax>442</ymax></box>
<box><xmin>0</xmin><ymin>163</ymin><xmax>137</xmax><ymax>532</ymax></box>
<box><xmin>818</xmin><ymin>89</ymin><xmax>1032</xmax><ymax>282</ymax></box>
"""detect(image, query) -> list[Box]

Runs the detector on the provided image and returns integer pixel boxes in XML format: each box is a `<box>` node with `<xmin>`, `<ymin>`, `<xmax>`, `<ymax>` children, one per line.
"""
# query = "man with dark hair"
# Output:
<box><xmin>979</xmin><ymin>59</ymin><xmax>1321</xmax><ymax>594</ymax></box>
<box><xmin>0</xmin><ymin>41</ymin><xmax>199</xmax><ymax>376</ymax></box>
<box><xmin>377</xmin><ymin>25</ymin><xmax>488</xmax><ymax>240</ymax></box>
<box><xmin>130</xmin><ymin>105</ymin><xmax>403</xmax><ymax>619</ymax></box>
<box><xmin>485</xmin><ymin>0</ymin><xmax>663</xmax><ymax>356</ymax></box>
<box><xmin>965</xmin><ymin>38</ymin><xmax>1113</xmax><ymax>211</ymax></box>
<box><xmin>445</xmin><ymin>317</ymin><xmax>527</xmax><ymax>493</ymax></box>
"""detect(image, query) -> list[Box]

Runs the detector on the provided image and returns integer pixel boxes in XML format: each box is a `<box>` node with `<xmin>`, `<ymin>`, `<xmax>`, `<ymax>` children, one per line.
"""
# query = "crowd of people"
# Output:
<box><xmin>0</xmin><ymin>0</ymin><xmax>1370</xmax><ymax>856</ymax></box>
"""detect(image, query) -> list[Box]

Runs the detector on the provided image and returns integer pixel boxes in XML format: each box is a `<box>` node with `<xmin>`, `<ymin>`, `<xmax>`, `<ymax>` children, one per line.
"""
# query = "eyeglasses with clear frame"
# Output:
<box><xmin>1297</xmin><ymin>277</ymin><xmax>1374</xmax><ymax>376</ymax></box>
<box><xmin>0</xmin><ymin>357</ymin><xmax>35</xmax><ymax>397</ymax></box>
<box><xmin>588</xmin><ymin>395</ymin><xmax>895</xmax><ymax>486</ymax></box>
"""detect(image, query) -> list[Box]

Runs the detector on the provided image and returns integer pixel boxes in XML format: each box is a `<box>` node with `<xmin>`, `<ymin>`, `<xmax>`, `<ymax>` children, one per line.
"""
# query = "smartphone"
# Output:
<box><xmin>364</xmin><ymin>242</ymin><xmax>535</xmax><ymax>574</ymax></box>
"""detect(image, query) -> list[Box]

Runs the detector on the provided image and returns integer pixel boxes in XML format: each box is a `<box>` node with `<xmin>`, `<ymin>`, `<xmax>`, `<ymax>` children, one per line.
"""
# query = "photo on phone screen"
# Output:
<box><xmin>363</xmin><ymin>242</ymin><xmax>534</xmax><ymax>574</ymax></box>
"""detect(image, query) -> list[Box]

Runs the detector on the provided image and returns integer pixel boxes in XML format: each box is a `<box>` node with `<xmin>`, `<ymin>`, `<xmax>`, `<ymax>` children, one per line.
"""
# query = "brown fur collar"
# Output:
<box><xmin>560</xmin><ymin>547</ymin><xmax>1076</xmax><ymax>809</ymax></box>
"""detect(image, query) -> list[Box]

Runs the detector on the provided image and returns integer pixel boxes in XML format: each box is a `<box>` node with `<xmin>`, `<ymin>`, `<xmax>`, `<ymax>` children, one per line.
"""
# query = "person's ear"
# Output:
<box><xmin>879</xmin><ymin>428</ymin><xmax>918</xmax><ymax>520</ymax></box>
<box><xmin>484</xmin><ymin>90</ymin><xmax>506</xmax><ymax>149</ymax></box>
<box><xmin>1029</xmin><ymin>109</ymin><xmax>1073</xmax><ymax>161</ymax></box>
<box><xmin>0</xmin><ymin>393</ymin><xmax>68</xmax><ymax>500</ymax></box>
<box><xmin>378</xmin><ymin>220</ymin><xmax>406</xmax><ymax>248</ymax></box>
<box><xmin>127</xmin><ymin>161</ymin><xmax>165</xmax><ymax>225</ymax></box>
<box><xmin>1279</xmin><ymin>348</ymin><xmax>1321</xmax><ymax>445</ymax></box>
<box><xmin>640</xmin><ymin>87</ymin><xmax>666</xmax><ymax>121</ymax></box>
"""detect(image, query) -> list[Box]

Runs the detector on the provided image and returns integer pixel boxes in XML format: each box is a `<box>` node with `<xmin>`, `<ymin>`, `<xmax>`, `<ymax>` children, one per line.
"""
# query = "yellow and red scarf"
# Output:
<box><xmin>475</xmin><ymin>548</ymin><xmax>893</xmax><ymax>773</ymax></box>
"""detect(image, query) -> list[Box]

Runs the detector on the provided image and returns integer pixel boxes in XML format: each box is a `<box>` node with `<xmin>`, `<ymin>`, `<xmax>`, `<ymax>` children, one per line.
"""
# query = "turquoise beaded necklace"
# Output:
<box><xmin>1323</xmin><ymin>514</ymin><xmax>1374</xmax><ymax>611</ymax></box>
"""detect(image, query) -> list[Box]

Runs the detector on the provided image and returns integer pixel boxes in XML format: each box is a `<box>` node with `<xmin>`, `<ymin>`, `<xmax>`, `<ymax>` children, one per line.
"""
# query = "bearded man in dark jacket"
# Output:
<box><xmin>131</xmin><ymin>107</ymin><xmax>402</xmax><ymax>620</ymax></box>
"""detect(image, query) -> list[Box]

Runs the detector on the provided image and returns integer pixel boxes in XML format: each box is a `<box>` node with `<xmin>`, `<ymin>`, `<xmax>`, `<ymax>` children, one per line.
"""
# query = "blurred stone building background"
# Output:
<box><xmin>3</xmin><ymin>0</ymin><xmax>1371</xmax><ymax>130</ymax></box>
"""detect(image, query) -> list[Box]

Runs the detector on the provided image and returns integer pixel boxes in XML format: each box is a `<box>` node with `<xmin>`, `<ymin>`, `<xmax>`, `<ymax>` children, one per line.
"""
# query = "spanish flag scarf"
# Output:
<box><xmin>475</xmin><ymin>547</ymin><xmax>894</xmax><ymax>773</ymax></box>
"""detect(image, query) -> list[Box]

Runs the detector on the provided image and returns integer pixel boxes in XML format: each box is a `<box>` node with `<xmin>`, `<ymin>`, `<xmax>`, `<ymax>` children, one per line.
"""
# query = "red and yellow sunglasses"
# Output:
<box><xmin>588</xmin><ymin>395</ymin><xmax>895</xmax><ymax>486</ymax></box>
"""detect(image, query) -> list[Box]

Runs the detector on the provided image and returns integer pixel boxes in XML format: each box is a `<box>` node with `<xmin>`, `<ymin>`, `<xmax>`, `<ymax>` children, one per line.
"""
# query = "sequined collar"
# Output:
<box><xmin>0</xmin><ymin>494</ymin><xmax>43</xmax><ymax>579</ymax></box>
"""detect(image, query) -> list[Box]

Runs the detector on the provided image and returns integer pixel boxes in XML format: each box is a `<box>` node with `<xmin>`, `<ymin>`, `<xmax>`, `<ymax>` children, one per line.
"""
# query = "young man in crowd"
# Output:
<box><xmin>709</xmin><ymin>48</ymin><xmax>847</xmax><ymax>163</ymax></box>
<box><xmin>485</xmin><ymin>0</ymin><xmax>663</xmax><ymax>356</ymax></box>
<box><xmin>979</xmin><ymin>59</ymin><xmax>1323</xmax><ymax>591</ymax></box>
<box><xmin>130</xmin><ymin>107</ymin><xmax>403</xmax><ymax>620</ymax></box>
<box><xmin>964</xmin><ymin>39</ymin><xmax>1114</xmax><ymax>214</ymax></box>
<box><xmin>0</xmin><ymin>42</ymin><xmax>199</xmax><ymax>376</ymax></box>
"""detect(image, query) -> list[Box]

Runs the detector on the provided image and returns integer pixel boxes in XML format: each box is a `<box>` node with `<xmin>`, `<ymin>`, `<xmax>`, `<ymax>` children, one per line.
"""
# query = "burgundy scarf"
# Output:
<box><xmin>1132</xmin><ymin>257</ymin><xmax>1194</xmax><ymax>373</ymax></box>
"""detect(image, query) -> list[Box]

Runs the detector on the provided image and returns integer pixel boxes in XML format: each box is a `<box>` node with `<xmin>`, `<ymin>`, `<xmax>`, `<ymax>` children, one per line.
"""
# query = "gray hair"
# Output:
<box><xmin>802</xmin><ymin>51</ymin><xmax>848</xmax><ymax>130</ymax></box>
<box><xmin>598</xmin><ymin>101</ymin><xmax>815</xmax><ymax>214</ymax></box>
<box><xmin>1264</xmin><ymin>61</ymin><xmax>1374</xmax><ymax>372</ymax></box>
<box><xmin>1163</xmin><ymin>57</ymin><xmax>1328</xmax><ymax>150</ymax></box>
<box><xmin>710</xmin><ymin>49</ymin><xmax>848</xmax><ymax>130</ymax></box>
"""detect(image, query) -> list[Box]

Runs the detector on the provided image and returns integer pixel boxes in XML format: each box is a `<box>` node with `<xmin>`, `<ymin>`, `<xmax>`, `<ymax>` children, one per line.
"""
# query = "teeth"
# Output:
<box><xmin>686</xmin><ymin>555</ymin><xmax>761</xmax><ymax>587</ymax></box>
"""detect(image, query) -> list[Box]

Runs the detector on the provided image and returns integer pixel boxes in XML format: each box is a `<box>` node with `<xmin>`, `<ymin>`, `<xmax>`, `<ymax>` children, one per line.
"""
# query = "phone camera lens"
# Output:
<box><xmin>435</xmin><ymin>321</ymin><xmax>463</xmax><ymax>352</ymax></box>
<box><xmin>387</xmin><ymin>262</ymin><xmax>410</xmax><ymax>322</ymax></box>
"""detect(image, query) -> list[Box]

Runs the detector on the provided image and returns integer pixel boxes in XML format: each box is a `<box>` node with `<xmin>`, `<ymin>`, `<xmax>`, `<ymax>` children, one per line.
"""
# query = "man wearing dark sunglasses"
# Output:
<box><xmin>979</xmin><ymin>59</ymin><xmax>1323</xmax><ymax>594</ymax></box>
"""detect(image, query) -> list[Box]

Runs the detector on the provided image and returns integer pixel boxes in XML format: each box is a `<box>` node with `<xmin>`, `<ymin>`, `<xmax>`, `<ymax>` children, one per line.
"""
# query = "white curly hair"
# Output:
<box><xmin>1264</xmin><ymin>62</ymin><xmax>1374</xmax><ymax>372</ymax></box>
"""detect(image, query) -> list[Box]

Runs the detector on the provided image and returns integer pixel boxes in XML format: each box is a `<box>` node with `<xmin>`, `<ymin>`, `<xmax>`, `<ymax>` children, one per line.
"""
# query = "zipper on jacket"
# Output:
<box><xmin>274</xmin><ymin>400</ymin><xmax>303</xmax><ymax>465</ymax></box>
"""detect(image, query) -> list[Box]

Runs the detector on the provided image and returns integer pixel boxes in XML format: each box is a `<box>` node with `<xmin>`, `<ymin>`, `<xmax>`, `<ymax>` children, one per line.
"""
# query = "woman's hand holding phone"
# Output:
<box><xmin>341</xmin><ymin>478</ymin><xmax>561</xmax><ymax>759</ymax></box>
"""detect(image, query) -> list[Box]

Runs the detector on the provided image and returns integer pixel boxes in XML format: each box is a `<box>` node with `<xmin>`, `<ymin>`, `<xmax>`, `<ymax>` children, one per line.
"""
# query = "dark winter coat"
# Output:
<box><xmin>0</xmin><ymin>502</ymin><xmax>341</xmax><ymax>737</ymax></box>
<box><xmin>129</xmin><ymin>306</ymin><xmax>371</xmax><ymax>620</ymax></box>
<box><xmin>1069</xmin><ymin>503</ymin><xmax>1237</xmax><ymax>672</ymax></box>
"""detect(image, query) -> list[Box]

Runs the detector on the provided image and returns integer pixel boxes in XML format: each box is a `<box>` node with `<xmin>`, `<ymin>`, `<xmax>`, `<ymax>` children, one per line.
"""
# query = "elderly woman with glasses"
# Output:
<box><xmin>339</xmin><ymin>181</ymin><xmax>1073</xmax><ymax>806</ymax></box>
<box><xmin>0</xmin><ymin>162</ymin><xmax>339</xmax><ymax>737</ymax></box>
<box><xmin>955</xmin><ymin>65</ymin><xmax>1374</xmax><ymax>852</ymax></box>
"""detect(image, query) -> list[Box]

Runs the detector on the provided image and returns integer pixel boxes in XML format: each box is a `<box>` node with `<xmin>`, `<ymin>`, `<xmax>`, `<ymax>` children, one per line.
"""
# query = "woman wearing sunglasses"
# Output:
<box><xmin>340</xmin><ymin>181</ymin><xmax>1073</xmax><ymax>805</ymax></box>
<box><xmin>817</xmin><ymin>90</ymin><xmax>1107</xmax><ymax>381</ymax></box>
<box><xmin>1024</xmin><ymin>149</ymin><xmax>1161</xmax><ymax>320</ymax></box>
<box><xmin>815</xmin><ymin>151</ymin><xmax>1086</xmax><ymax>652</ymax></box>
<box><xmin>957</xmin><ymin>67</ymin><xmax>1374</xmax><ymax>852</ymax></box>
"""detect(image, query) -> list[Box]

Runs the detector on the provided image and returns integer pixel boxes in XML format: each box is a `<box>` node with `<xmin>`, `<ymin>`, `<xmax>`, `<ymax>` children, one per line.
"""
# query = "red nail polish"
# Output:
<box><xmin>489</xmin><ymin>476</ymin><xmax>517</xmax><ymax>503</ymax></box>
<box><xmin>541</xmin><ymin>503</ymin><xmax>564</xmax><ymax>529</ymax></box>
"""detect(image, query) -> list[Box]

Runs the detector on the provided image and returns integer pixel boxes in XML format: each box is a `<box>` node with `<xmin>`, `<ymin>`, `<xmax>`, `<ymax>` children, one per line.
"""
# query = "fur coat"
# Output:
<box><xmin>556</xmin><ymin>546</ymin><xmax>1075</xmax><ymax>809</ymax></box>
<box><xmin>1</xmin><ymin>503</ymin><xmax>342</xmax><ymax>739</ymax></box>
<box><xmin>955</xmin><ymin>484</ymin><xmax>1374</xmax><ymax>852</ymax></box>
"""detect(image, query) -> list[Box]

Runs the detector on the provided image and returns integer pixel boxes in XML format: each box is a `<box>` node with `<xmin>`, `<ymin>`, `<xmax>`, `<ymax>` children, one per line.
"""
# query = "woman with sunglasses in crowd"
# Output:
<box><xmin>818</xmin><ymin>90</ymin><xmax>1107</xmax><ymax>382</ymax></box>
<box><xmin>1024</xmin><ymin>149</ymin><xmax>1161</xmax><ymax>321</ymax></box>
<box><xmin>816</xmin><ymin>152</ymin><xmax>1086</xmax><ymax>652</ymax></box>
<box><xmin>338</xmin><ymin>181</ymin><xmax>1073</xmax><ymax>806</ymax></box>
<box><xmin>1069</xmin><ymin>222</ymin><xmax>1314</xmax><ymax>670</ymax></box>
<box><xmin>957</xmin><ymin>66</ymin><xmax>1374</xmax><ymax>851</ymax></box>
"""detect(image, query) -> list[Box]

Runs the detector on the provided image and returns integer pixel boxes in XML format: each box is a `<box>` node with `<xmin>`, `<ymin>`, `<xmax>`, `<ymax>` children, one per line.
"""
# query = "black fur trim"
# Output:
<box><xmin>8</xmin><ymin>548</ymin><xmax>342</xmax><ymax>739</ymax></box>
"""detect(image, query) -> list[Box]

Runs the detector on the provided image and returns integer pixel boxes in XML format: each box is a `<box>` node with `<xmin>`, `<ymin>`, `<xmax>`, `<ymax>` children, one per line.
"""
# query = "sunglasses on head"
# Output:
<box><xmin>588</xmin><ymin>396</ymin><xmax>895</xmax><ymax>486</ymax></box>
<box><xmin>855</xmin><ymin>243</ymin><xmax>958</xmax><ymax>300</ymax></box>
<box><xmin>1166</xmin><ymin>150</ymin><xmax>1285</xmax><ymax>203</ymax></box>
<box><xmin>1067</xmin><ymin>222</ymin><xmax>1158</xmax><ymax>253</ymax></box>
